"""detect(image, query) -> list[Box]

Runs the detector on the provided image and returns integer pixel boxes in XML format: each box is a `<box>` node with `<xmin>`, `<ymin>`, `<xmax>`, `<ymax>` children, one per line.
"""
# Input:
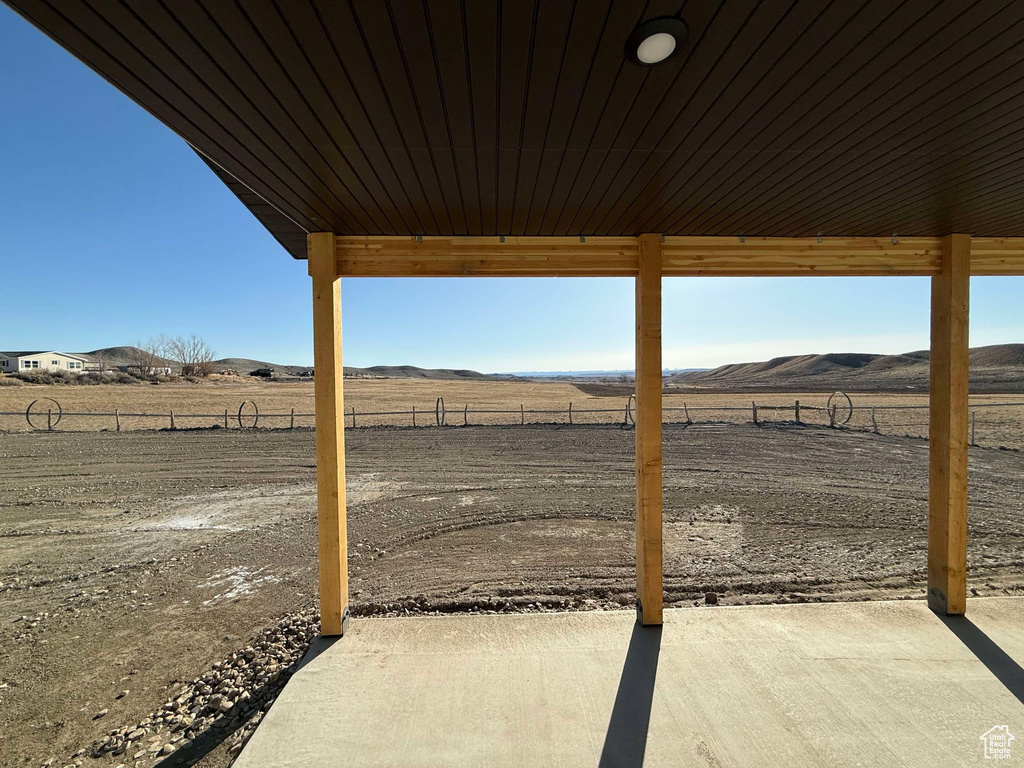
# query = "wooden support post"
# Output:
<box><xmin>412</xmin><ymin>405</ymin><xmax>416</xmax><ymax>427</ymax></box>
<box><xmin>224</xmin><ymin>409</ymin><xmax>228</xmax><ymax>429</ymax></box>
<box><xmin>683</xmin><ymin>402</ymin><xmax>691</xmax><ymax>425</ymax></box>
<box><xmin>290</xmin><ymin>408</ymin><xmax>295</xmax><ymax>430</ymax></box>
<box><xmin>310</xmin><ymin>232</ymin><xmax>348</xmax><ymax>636</ymax></box>
<box><xmin>872</xmin><ymin>407</ymin><xmax>879</xmax><ymax>434</ymax></box>
<box><xmin>521</xmin><ymin>404</ymin><xmax>524</xmax><ymax>425</ymax></box>
<box><xmin>752</xmin><ymin>402</ymin><xmax>758</xmax><ymax>424</ymax></box>
<box><xmin>794</xmin><ymin>400</ymin><xmax>800</xmax><ymax>423</ymax></box>
<box><xmin>928</xmin><ymin>233</ymin><xmax>970</xmax><ymax>616</ymax></box>
<box><xmin>115</xmin><ymin>409</ymin><xmax>120</xmax><ymax>432</ymax></box>
<box><xmin>569</xmin><ymin>402</ymin><xmax>573</xmax><ymax>425</ymax></box>
<box><xmin>464</xmin><ymin>403</ymin><xmax>468</xmax><ymax>426</ymax></box>
<box><xmin>971</xmin><ymin>411</ymin><xmax>976</xmax><ymax>447</ymax></box>
<box><xmin>170</xmin><ymin>409</ymin><xmax>175</xmax><ymax>430</ymax></box>
<box><xmin>635</xmin><ymin>234</ymin><xmax>663</xmax><ymax>626</ymax></box>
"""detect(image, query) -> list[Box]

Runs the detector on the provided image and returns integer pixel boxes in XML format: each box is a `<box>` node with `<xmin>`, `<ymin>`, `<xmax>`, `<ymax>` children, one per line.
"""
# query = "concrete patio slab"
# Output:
<box><xmin>236</xmin><ymin>598</ymin><xmax>1024</xmax><ymax>767</ymax></box>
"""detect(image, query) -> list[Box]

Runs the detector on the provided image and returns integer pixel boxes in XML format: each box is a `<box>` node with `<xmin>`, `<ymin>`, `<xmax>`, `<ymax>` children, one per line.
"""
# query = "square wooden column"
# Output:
<box><xmin>635</xmin><ymin>234</ymin><xmax>664</xmax><ymax>625</ymax></box>
<box><xmin>928</xmin><ymin>233</ymin><xmax>970</xmax><ymax>616</ymax></box>
<box><xmin>309</xmin><ymin>233</ymin><xmax>349</xmax><ymax>636</ymax></box>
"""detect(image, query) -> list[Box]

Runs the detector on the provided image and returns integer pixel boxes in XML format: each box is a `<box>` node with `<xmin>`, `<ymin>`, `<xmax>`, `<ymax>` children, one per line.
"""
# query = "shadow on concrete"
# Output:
<box><xmin>298</xmin><ymin>635</ymin><xmax>342</xmax><ymax>671</ymax></box>
<box><xmin>941</xmin><ymin>615</ymin><xmax>1024</xmax><ymax>706</ymax></box>
<box><xmin>598</xmin><ymin>622</ymin><xmax>662</xmax><ymax>768</ymax></box>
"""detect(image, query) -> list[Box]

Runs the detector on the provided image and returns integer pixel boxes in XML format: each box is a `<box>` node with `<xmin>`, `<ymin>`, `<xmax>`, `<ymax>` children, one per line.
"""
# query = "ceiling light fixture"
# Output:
<box><xmin>626</xmin><ymin>17</ymin><xmax>688</xmax><ymax>66</ymax></box>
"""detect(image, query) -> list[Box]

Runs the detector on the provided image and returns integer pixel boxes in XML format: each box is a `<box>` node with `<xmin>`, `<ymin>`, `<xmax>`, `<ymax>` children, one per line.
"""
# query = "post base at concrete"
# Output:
<box><xmin>928</xmin><ymin>587</ymin><xmax>964</xmax><ymax>616</ymax></box>
<box><xmin>635</xmin><ymin>599</ymin><xmax>663</xmax><ymax>627</ymax></box>
<box><xmin>321</xmin><ymin>606</ymin><xmax>350</xmax><ymax>638</ymax></box>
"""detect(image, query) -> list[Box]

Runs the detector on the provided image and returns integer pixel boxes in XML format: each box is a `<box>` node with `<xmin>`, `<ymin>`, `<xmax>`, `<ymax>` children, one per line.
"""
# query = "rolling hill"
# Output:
<box><xmin>667</xmin><ymin>344</ymin><xmax>1024</xmax><ymax>393</ymax></box>
<box><xmin>79</xmin><ymin>347</ymin><xmax>508</xmax><ymax>380</ymax></box>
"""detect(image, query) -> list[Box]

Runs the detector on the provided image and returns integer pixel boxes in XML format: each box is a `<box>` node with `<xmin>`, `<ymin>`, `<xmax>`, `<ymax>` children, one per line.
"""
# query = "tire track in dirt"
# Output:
<box><xmin>1</xmin><ymin>424</ymin><xmax>1023</xmax><ymax>766</ymax></box>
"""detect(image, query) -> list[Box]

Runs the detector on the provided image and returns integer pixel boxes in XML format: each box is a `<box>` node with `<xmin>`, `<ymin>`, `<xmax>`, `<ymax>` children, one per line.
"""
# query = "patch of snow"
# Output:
<box><xmin>200</xmin><ymin>566</ymin><xmax>280</xmax><ymax>606</ymax></box>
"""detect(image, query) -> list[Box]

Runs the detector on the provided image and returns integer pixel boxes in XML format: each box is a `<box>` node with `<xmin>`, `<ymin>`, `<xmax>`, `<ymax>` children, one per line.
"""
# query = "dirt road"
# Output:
<box><xmin>1</xmin><ymin>424</ymin><xmax>1023</xmax><ymax>766</ymax></box>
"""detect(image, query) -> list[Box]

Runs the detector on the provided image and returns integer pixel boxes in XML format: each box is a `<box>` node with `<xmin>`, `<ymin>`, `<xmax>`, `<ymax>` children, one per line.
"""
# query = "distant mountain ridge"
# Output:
<box><xmin>667</xmin><ymin>343</ymin><xmax>1024</xmax><ymax>393</ymax></box>
<box><xmin>79</xmin><ymin>347</ymin><xmax>510</xmax><ymax>380</ymax></box>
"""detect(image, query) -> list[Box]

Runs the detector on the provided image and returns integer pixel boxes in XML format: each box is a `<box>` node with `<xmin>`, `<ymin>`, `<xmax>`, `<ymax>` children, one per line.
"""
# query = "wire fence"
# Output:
<box><xmin>2</xmin><ymin>394</ymin><xmax>1023</xmax><ymax>451</ymax></box>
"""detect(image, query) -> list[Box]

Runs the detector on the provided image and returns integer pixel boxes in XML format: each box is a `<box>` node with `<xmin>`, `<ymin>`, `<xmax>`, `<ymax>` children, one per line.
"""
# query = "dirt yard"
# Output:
<box><xmin>1</xmin><ymin>378</ymin><xmax>1023</xmax><ymax>450</ymax></box>
<box><xmin>1</xmin><ymin>423</ymin><xmax>1023</xmax><ymax>767</ymax></box>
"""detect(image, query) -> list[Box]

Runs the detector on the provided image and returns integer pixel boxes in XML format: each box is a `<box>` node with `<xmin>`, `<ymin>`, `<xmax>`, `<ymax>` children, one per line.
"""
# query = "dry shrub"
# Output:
<box><xmin>9</xmin><ymin>370</ymin><xmax>142</xmax><ymax>386</ymax></box>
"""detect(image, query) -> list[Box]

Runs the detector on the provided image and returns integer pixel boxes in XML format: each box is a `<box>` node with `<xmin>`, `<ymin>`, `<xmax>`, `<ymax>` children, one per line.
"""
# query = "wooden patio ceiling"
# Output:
<box><xmin>9</xmin><ymin>0</ymin><xmax>1024</xmax><ymax>259</ymax></box>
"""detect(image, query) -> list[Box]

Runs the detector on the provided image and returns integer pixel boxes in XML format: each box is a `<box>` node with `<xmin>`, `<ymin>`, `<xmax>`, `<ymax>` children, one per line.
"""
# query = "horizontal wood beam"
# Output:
<box><xmin>335</xmin><ymin>236</ymin><xmax>639</xmax><ymax>276</ymax></box>
<box><xmin>661</xmin><ymin>237</ymin><xmax>941</xmax><ymax>276</ymax></box>
<box><xmin>965</xmin><ymin>237</ymin><xmax>1024</xmax><ymax>275</ymax></box>
<box><xmin>330</xmin><ymin>235</ymin><xmax>1024</xmax><ymax>277</ymax></box>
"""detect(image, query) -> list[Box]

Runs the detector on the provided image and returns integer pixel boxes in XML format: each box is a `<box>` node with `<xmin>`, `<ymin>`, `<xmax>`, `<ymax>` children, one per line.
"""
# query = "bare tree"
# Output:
<box><xmin>167</xmin><ymin>334</ymin><xmax>216</xmax><ymax>377</ymax></box>
<box><xmin>126</xmin><ymin>337</ymin><xmax>168</xmax><ymax>376</ymax></box>
<box><xmin>90</xmin><ymin>350</ymin><xmax>109</xmax><ymax>373</ymax></box>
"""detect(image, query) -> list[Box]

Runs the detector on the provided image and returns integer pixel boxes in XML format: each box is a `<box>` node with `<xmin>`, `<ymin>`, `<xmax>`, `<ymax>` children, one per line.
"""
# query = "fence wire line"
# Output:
<box><xmin>4</xmin><ymin>397</ymin><xmax>1024</xmax><ymax>438</ymax></box>
<box><xmin>4</xmin><ymin>400</ymin><xmax>1024</xmax><ymax>422</ymax></box>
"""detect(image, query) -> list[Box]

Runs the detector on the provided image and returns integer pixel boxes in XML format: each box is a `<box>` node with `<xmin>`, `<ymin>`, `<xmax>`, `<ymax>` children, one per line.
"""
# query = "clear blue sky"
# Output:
<box><xmin>2</xmin><ymin>7</ymin><xmax>1021</xmax><ymax>373</ymax></box>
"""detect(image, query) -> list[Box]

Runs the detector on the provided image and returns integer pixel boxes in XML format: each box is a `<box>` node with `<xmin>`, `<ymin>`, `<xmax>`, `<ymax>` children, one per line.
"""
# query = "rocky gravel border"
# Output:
<box><xmin>46</xmin><ymin>610</ymin><xmax>318</xmax><ymax>768</ymax></box>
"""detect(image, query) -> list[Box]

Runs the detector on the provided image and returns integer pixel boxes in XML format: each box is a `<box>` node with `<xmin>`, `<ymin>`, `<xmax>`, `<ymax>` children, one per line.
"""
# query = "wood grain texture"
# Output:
<box><xmin>635</xmin><ymin>234</ymin><xmax>663</xmax><ymax>626</ymax></box>
<box><xmin>928</xmin><ymin>234</ymin><xmax>970</xmax><ymax>616</ymax></box>
<box><xmin>333</xmin><ymin>236</ymin><xmax>1024</xmax><ymax>277</ymax></box>
<box><xmin>660</xmin><ymin>236</ymin><xmax>942</xmax><ymax>276</ymax></box>
<box><xmin>309</xmin><ymin>233</ymin><xmax>348</xmax><ymax>636</ymax></box>
<box><xmin>968</xmin><ymin>237</ymin><xmax>1024</xmax><ymax>275</ymax></box>
<box><xmin>335</xmin><ymin>236</ymin><xmax>640</xmax><ymax>276</ymax></box>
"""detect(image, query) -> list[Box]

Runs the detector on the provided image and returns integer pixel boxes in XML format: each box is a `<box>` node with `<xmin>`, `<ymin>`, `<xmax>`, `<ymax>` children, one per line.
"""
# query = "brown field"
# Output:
<box><xmin>1</xmin><ymin>377</ymin><xmax>1022</xmax><ymax>450</ymax></box>
<box><xmin>2</xmin><ymin>424</ymin><xmax>1024</xmax><ymax>766</ymax></box>
<box><xmin>2</xmin><ymin>367</ymin><xmax>1023</xmax><ymax>766</ymax></box>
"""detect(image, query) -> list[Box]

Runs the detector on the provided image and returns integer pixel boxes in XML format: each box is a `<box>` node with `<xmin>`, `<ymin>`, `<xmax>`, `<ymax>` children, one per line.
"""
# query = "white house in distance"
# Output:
<box><xmin>0</xmin><ymin>351</ymin><xmax>95</xmax><ymax>373</ymax></box>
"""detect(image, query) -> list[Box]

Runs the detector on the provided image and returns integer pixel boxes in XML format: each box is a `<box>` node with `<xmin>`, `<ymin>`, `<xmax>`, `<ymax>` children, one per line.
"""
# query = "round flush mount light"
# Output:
<box><xmin>626</xmin><ymin>17</ymin><xmax>688</xmax><ymax>66</ymax></box>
